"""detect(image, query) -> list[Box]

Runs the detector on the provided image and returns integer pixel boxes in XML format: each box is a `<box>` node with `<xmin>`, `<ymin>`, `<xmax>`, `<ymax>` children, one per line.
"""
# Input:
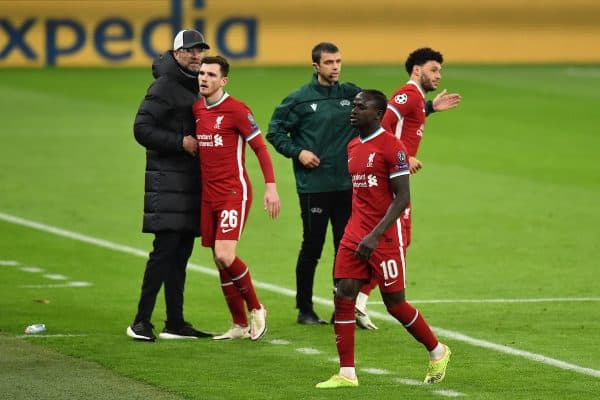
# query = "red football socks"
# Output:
<box><xmin>218</xmin><ymin>268</ymin><xmax>247</xmax><ymax>326</ymax></box>
<box><xmin>387</xmin><ymin>301</ymin><xmax>438</xmax><ymax>351</ymax></box>
<box><xmin>226</xmin><ymin>257</ymin><xmax>261</xmax><ymax>311</ymax></box>
<box><xmin>334</xmin><ymin>297</ymin><xmax>357</xmax><ymax>367</ymax></box>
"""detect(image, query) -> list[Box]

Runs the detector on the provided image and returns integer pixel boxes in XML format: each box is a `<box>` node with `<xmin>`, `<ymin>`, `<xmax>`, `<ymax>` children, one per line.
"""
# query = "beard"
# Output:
<box><xmin>187</xmin><ymin>63</ymin><xmax>201</xmax><ymax>73</ymax></box>
<box><xmin>420</xmin><ymin>75</ymin><xmax>438</xmax><ymax>92</ymax></box>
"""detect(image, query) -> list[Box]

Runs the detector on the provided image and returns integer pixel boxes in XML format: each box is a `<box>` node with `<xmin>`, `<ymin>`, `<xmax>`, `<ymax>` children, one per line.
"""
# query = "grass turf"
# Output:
<box><xmin>1</xmin><ymin>64</ymin><xmax>599</xmax><ymax>399</ymax></box>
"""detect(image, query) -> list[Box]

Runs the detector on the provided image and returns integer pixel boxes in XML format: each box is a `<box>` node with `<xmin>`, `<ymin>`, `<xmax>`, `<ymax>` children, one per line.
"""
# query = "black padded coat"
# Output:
<box><xmin>133</xmin><ymin>51</ymin><xmax>201</xmax><ymax>234</ymax></box>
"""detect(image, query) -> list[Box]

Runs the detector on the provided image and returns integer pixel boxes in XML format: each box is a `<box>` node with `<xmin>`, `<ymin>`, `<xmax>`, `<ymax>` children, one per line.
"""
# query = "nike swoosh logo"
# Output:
<box><xmin>221</xmin><ymin>228</ymin><xmax>235</xmax><ymax>233</ymax></box>
<box><xmin>384</xmin><ymin>280</ymin><xmax>397</xmax><ymax>287</ymax></box>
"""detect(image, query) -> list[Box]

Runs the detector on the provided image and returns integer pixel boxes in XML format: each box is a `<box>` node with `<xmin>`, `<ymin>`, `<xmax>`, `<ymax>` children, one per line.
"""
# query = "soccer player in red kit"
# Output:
<box><xmin>355</xmin><ymin>48</ymin><xmax>461</xmax><ymax>330</ymax></box>
<box><xmin>193</xmin><ymin>56</ymin><xmax>281</xmax><ymax>341</ymax></box>
<box><xmin>316</xmin><ymin>90</ymin><xmax>451</xmax><ymax>389</ymax></box>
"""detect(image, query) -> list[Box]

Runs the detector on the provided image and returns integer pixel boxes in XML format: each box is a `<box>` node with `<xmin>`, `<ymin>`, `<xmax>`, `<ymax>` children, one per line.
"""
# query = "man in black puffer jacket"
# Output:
<box><xmin>126</xmin><ymin>30</ymin><xmax>212</xmax><ymax>341</ymax></box>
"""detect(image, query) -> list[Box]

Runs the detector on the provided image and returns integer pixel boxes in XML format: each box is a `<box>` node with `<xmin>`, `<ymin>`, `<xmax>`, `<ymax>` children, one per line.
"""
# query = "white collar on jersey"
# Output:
<box><xmin>407</xmin><ymin>80</ymin><xmax>426</xmax><ymax>99</ymax></box>
<box><xmin>359</xmin><ymin>127</ymin><xmax>385</xmax><ymax>143</ymax></box>
<box><xmin>205</xmin><ymin>92</ymin><xmax>230</xmax><ymax>109</ymax></box>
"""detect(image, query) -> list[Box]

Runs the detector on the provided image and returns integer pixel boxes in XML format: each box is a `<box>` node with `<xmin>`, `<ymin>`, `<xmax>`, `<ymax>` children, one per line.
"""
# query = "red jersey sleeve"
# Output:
<box><xmin>385</xmin><ymin>135</ymin><xmax>410</xmax><ymax>178</ymax></box>
<box><xmin>234</xmin><ymin>103</ymin><xmax>261</xmax><ymax>141</ymax></box>
<box><xmin>234</xmin><ymin>104</ymin><xmax>276</xmax><ymax>183</ymax></box>
<box><xmin>248</xmin><ymin>134</ymin><xmax>276</xmax><ymax>183</ymax></box>
<box><xmin>382</xmin><ymin>89</ymin><xmax>420</xmax><ymax>133</ymax></box>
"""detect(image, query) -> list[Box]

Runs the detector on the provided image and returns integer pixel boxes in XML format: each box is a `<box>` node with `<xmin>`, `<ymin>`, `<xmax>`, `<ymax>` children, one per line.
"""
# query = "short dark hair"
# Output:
<box><xmin>361</xmin><ymin>89</ymin><xmax>388</xmax><ymax>115</ymax></box>
<box><xmin>405</xmin><ymin>47</ymin><xmax>444</xmax><ymax>75</ymax></box>
<box><xmin>311</xmin><ymin>42</ymin><xmax>339</xmax><ymax>64</ymax></box>
<box><xmin>201</xmin><ymin>55</ymin><xmax>230</xmax><ymax>76</ymax></box>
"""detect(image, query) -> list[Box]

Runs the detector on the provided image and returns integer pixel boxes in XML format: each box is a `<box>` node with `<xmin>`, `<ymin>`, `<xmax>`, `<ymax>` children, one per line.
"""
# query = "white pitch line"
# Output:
<box><xmin>17</xmin><ymin>334</ymin><xmax>89</xmax><ymax>338</ymax></box>
<box><xmin>296</xmin><ymin>347</ymin><xmax>322</xmax><ymax>355</ymax></box>
<box><xmin>361</xmin><ymin>367</ymin><xmax>390</xmax><ymax>375</ymax></box>
<box><xmin>369</xmin><ymin>298</ymin><xmax>600</xmax><ymax>304</ymax></box>
<box><xmin>432</xmin><ymin>389</ymin><xmax>466</xmax><ymax>398</ymax></box>
<box><xmin>0</xmin><ymin>212</ymin><xmax>150</xmax><ymax>258</ymax></box>
<box><xmin>20</xmin><ymin>266</ymin><xmax>45</xmax><ymax>273</ymax></box>
<box><xmin>269</xmin><ymin>339</ymin><xmax>290</xmax><ymax>345</ymax></box>
<box><xmin>394</xmin><ymin>378</ymin><xmax>466</xmax><ymax>397</ymax></box>
<box><xmin>0</xmin><ymin>260</ymin><xmax>19</xmax><ymax>266</ymax></box>
<box><xmin>396</xmin><ymin>377</ymin><xmax>423</xmax><ymax>386</ymax></box>
<box><xmin>2</xmin><ymin>211</ymin><xmax>600</xmax><ymax>379</ymax></box>
<box><xmin>353</xmin><ymin>308</ymin><xmax>600</xmax><ymax>379</ymax></box>
<box><xmin>43</xmin><ymin>274</ymin><xmax>68</xmax><ymax>281</ymax></box>
<box><xmin>20</xmin><ymin>281</ymin><xmax>93</xmax><ymax>289</ymax></box>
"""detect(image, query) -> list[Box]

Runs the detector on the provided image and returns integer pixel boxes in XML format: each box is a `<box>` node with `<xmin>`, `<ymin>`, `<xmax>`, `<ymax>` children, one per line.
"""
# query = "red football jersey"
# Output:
<box><xmin>341</xmin><ymin>127</ymin><xmax>410</xmax><ymax>249</ymax></box>
<box><xmin>381</xmin><ymin>80</ymin><xmax>426</xmax><ymax>157</ymax></box>
<box><xmin>193</xmin><ymin>93</ymin><xmax>261</xmax><ymax>202</ymax></box>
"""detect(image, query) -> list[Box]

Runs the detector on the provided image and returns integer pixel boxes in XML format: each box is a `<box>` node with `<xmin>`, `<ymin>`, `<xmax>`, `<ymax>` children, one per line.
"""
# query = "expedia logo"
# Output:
<box><xmin>0</xmin><ymin>0</ymin><xmax>258</xmax><ymax>66</ymax></box>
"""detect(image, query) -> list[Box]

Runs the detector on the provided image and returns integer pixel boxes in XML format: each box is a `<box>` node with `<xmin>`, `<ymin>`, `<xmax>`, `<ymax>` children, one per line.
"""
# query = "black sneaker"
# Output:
<box><xmin>297</xmin><ymin>311</ymin><xmax>328</xmax><ymax>325</ymax></box>
<box><xmin>126</xmin><ymin>321</ymin><xmax>156</xmax><ymax>341</ymax></box>
<box><xmin>158</xmin><ymin>322</ymin><xmax>212</xmax><ymax>339</ymax></box>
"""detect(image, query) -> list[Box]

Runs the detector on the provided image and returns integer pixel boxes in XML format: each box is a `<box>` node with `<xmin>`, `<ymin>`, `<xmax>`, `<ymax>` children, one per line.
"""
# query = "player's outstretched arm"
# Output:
<box><xmin>432</xmin><ymin>89</ymin><xmax>462</xmax><ymax>112</ymax></box>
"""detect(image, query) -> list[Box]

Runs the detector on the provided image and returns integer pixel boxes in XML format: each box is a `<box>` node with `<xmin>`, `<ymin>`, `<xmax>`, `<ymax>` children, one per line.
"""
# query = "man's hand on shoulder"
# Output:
<box><xmin>432</xmin><ymin>89</ymin><xmax>462</xmax><ymax>112</ymax></box>
<box><xmin>183</xmin><ymin>135</ymin><xmax>198</xmax><ymax>156</ymax></box>
<box><xmin>298</xmin><ymin>150</ymin><xmax>320</xmax><ymax>169</ymax></box>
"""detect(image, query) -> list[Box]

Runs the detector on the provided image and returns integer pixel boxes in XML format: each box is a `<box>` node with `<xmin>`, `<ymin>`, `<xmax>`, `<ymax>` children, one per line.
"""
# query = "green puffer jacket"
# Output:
<box><xmin>267</xmin><ymin>74</ymin><xmax>361</xmax><ymax>194</ymax></box>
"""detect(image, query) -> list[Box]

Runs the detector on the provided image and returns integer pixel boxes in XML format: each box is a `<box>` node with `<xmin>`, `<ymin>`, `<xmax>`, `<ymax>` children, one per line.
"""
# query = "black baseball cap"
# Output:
<box><xmin>173</xmin><ymin>29</ymin><xmax>210</xmax><ymax>50</ymax></box>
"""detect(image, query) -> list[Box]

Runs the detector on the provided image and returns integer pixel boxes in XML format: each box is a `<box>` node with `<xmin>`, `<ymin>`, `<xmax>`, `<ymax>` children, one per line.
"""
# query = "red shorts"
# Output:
<box><xmin>334</xmin><ymin>242</ymin><xmax>406</xmax><ymax>293</ymax></box>
<box><xmin>201</xmin><ymin>198</ymin><xmax>251</xmax><ymax>247</ymax></box>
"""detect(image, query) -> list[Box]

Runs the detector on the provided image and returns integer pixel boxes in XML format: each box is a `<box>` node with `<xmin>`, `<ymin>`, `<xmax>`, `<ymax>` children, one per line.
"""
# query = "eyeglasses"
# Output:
<box><xmin>178</xmin><ymin>47</ymin><xmax>206</xmax><ymax>55</ymax></box>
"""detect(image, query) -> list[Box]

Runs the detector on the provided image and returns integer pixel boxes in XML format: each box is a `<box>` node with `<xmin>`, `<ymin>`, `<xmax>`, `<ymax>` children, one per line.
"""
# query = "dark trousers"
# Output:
<box><xmin>295</xmin><ymin>190</ymin><xmax>352</xmax><ymax>313</ymax></box>
<box><xmin>134</xmin><ymin>231</ymin><xmax>195</xmax><ymax>329</ymax></box>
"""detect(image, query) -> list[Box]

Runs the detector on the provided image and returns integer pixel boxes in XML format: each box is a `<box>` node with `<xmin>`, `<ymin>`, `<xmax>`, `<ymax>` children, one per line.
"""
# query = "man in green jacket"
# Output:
<box><xmin>267</xmin><ymin>42</ymin><xmax>361</xmax><ymax>325</ymax></box>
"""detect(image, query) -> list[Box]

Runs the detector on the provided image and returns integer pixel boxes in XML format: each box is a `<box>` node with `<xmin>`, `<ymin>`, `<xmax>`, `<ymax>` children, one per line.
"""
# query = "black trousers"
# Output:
<box><xmin>134</xmin><ymin>231</ymin><xmax>195</xmax><ymax>329</ymax></box>
<box><xmin>295</xmin><ymin>190</ymin><xmax>352</xmax><ymax>313</ymax></box>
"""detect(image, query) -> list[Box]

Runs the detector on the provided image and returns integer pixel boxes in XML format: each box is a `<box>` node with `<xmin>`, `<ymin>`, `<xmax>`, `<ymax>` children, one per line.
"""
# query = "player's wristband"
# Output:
<box><xmin>425</xmin><ymin>100</ymin><xmax>435</xmax><ymax>116</ymax></box>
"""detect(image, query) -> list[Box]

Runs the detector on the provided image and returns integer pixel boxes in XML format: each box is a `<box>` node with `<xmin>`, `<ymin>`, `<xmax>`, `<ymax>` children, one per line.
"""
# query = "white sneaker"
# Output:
<box><xmin>250</xmin><ymin>304</ymin><xmax>267</xmax><ymax>341</ymax></box>
<box><xmin>212</xmin><ymin>324</ymin><xmax>250</xmax><ymax>340</ymax></box>
<box><xmin>355</xmin><ymin>307</ymin><xmax>378</xmax><ymax>330</ymax></box>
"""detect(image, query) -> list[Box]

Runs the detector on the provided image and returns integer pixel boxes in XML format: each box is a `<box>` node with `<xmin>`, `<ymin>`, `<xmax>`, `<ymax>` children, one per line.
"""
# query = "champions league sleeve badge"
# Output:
<box><xmin>397</xmin><ymin>150</ymin><xmax>408</xmax><ymax>168</ymax></box>
<box><xmin>394</xmin><ymin>93</ymin><xmax>408</xmax><ymax>104</ymax></box>
<box><xmin>397</xmin><ymin>150</ymin><xmax>406</xmax><ymax>163</ymax></box>
<box><xmin>247</xmin><ymin>113</ymin><xmax>259</xmax><ymax>130</ymax></box>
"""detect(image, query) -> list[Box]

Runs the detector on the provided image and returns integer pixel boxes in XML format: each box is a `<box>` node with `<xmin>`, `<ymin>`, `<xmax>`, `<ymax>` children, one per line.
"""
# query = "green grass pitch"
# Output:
<box><xmin>1</xmin><ymin>64</ymin><xmax>599</xmax><ymax>399</ymax></box>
